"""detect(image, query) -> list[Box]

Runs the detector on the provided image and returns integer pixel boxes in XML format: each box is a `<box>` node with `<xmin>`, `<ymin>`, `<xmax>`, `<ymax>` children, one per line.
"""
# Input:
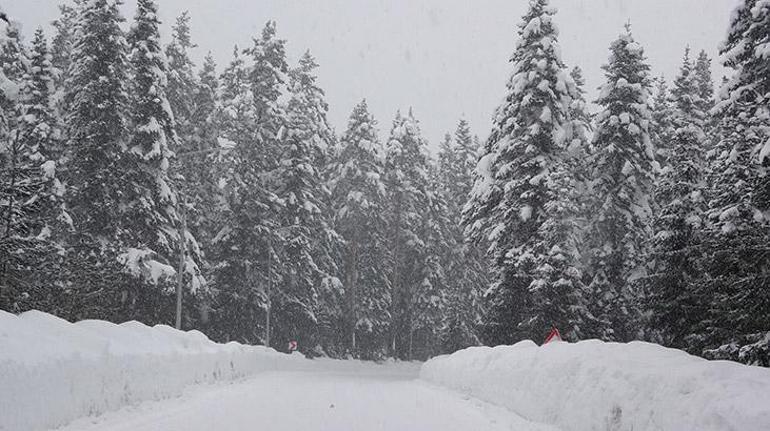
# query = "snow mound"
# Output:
<box><xmin>0</xmin><ymin>310</ymin><xmax>309</xmax><ymax>431</ymax></box>
<box><xmin>420</xmin><ymin>340</ymin><xmax>770</xmax><ymax>431</ymax></box>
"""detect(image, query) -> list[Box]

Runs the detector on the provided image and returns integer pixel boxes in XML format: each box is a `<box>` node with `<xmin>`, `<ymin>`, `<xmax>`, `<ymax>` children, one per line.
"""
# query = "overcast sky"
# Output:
<box><xmin>5</xmin><ymin>0</ymin><xmax>739</xmax><ymax>150</ymax></box>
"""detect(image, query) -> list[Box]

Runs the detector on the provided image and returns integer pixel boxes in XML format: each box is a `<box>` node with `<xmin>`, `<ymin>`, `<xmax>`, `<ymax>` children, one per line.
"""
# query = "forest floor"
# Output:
<box><xmin>56</xmin><ymin>360</ymin><xmax>557</xmax><ymax>431</ymax></box>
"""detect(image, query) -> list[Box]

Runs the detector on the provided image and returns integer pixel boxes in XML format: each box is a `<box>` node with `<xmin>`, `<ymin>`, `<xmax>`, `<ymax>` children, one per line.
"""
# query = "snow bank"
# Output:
<box><xmin>0</xmin><ymin>310</ymin><xmax>309</xmax><ymax>431</ymax></box>
<box><xmin>420</xmin><ymin>340</ymin><xmax>770</xmax><ymax>431</ymax></box>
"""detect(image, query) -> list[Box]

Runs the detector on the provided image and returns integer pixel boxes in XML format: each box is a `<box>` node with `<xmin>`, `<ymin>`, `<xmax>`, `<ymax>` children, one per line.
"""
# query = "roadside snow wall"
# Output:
<box><xmin>0</xmin><ymin>310</ymin><xmax>309</xmax><ymax>431</ymax></box>
<box><xmin>420</xmin><ymin>340</ymin><xmax>770</xmax><ymax>431</ymax></box>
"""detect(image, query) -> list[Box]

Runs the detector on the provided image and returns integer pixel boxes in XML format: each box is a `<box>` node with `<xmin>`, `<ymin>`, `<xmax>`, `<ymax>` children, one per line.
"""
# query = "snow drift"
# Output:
<box><xmin>0</xmin><ymin>310</ymin><xmax>309</xmax><ymax>431</ymax></box>
<box><xmin>420</xmin><ymin>340</ymin><xmax>770</xmax><ymax>431</ymax></box>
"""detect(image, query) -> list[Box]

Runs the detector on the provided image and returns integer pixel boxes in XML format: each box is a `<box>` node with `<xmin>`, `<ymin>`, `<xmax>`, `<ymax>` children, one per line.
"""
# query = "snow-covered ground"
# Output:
<box><xmin>422</xmin><ymin>340</ymin><xmax>770</xmax><ymax>431</ymax></box>
<box><xmin>3</xmin><ymin>311</ymin><xmax>770</xmax><ymax>431</ymax></box>
<box><xmin>0</xmin><ymin>310</ymin><xmax>310</xmax><ymax>431</ymax></box>
<box><xmin>56</xmin><ymin>361</ymin><xmax>556</xmax><ymax>431</ymax></box>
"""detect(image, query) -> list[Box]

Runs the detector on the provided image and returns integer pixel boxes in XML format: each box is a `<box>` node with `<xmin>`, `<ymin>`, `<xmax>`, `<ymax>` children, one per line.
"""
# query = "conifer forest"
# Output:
<box><xmin>1</xmin><ymin>0</ymin><xmax>769</xmax><ymax>367</ymax></box>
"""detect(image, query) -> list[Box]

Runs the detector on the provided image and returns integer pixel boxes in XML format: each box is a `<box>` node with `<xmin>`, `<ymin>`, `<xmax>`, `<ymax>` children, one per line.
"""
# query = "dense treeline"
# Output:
<box><xmin>0</xmin><ymin>0</ymin><xmax>486</xmax><ymax>360</ymax></box>
<box><xmin>466</xmin><ymin>0</ymin><xmax>769</xmax><ymax>366</ymax></box>
<box><xmin>0</xmin><ymin>0</ymin><xmax>767</xmax><ymax>365</ymax></box>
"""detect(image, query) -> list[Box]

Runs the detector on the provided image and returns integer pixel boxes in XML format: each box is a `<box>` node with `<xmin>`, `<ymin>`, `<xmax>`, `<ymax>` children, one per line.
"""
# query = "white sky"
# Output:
<box><xmin>5</xmin><ymin>0</ymin><xmax>739</xmax><ymax>150</ymax></box>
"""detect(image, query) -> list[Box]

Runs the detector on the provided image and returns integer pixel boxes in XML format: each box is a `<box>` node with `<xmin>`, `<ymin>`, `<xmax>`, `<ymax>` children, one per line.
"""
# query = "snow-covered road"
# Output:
<box><xmin>57</xmin><ymin>361</ymin><xmax>556</xmax><ymax>431</ymax></box>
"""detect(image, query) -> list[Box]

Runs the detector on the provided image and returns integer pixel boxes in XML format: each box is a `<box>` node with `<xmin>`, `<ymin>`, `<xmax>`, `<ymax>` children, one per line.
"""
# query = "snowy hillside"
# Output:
<box><xmin>0</xmin><ymin>310</ymin><xmax>310</xmax><ymax>431</ymax></box>
<box><xmin>421</xmin><ymin>340</ymin><xmax>770</xmax><ymax>431</ymax></box>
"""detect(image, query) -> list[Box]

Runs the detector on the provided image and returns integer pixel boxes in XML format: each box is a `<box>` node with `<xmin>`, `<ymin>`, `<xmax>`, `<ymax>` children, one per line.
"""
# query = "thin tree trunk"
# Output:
<box><xmin>389</xmin><ymin>197</ymin><xmax>403</xmax><ymax>358</ymax></box>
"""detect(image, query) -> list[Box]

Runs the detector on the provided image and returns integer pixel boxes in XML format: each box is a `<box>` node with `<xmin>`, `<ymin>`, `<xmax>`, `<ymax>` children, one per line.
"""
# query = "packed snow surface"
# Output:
<box><xmin>0</xmin><ymin>311</ymin><xmax>554</xmax><ymax>431</ymax></box>
<box><xmin>0</xmin><ymin>310</ymin><xmax>308</xmax><ymax>431</ymax></box>
<box><xmin>421</xmin><ymin>340</ymin><xmax>770</xmax><ymax>431</ymax></box>
<box><xmin>55</xmin><ymin>361</ymin><xmax>557</xmax><ymax>431</ymax></box>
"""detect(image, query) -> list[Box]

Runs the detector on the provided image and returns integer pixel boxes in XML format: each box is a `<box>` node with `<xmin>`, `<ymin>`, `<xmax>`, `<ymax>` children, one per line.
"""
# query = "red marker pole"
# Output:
<box><xmin>543</xmin><ymin>327</ymin><xmax>562</xmax><ymax>344</ymax></box>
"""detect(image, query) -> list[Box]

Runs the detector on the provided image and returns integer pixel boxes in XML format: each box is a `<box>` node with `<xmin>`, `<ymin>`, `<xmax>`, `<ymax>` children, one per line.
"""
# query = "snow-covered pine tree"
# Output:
<box><xmin>694</xmin><ymin>50</ymin><xmax>717</xmax><ymax>156</ymax></box>
<box><xmin>694</xmin><ymin>50</ymin><xmax>715</xmax><ymax>121</ymax></box>
<box><xmin>164</xmin><ymin>11</ymin><xmax>198</xmax><ymax>153</ymax></box>
<box><xmin>331</xmin><ymin>100</ymin><xmax>390</xmax><ymax>358</ymax></box>
<box><xmin>210</xmin><ymin>22</ymin><xmax>289</xmax><ymax>346</ymax></box>
<box><xmin>207</xmin><ymin>45</ymin><xmax>269</xmax><ymax>343</ymax></box>
<box><xmin>123</xmin><ymin>0</ymin><xmax>203</xmax><ymax>323</ymax></box>
<box><xmin>163</xmin><ymin>15</ymin><xmax>217</xmax><ymax>329</ymax></box>
<box><xmin>183</xmin><ymin>52</ymin><xmax>221</xmax><ymax>251</ymax></box>
<box><xmin>384</xmin><ymin>110</ymin><xmax>432</xmax><ymax>359</ymax></box>
<box><xmin>437</xmin><ymin>121</ymin><xmax>486</xmax><ymax>353</ymax></box>
<box><xmin>0</xmin><ymin>20</ymin><xmax>42</xmax><ymax>311</ymax></box>
<box><xmin>2</xmin><ymin>27</ymin><xmax>74</xmax><ymax>314</ymax></box>
<box><xmin>569</xmin><ymin>66</ymin><xmax>593</xmax><ymax>142</ymax></box>
<box><xmin>584</xmin><ymin>25</ymin><xmax>656</xmax><ymax>342</ymax></box>
<box><xmin>463</xmin><ymin>0</ymin><xmax>587</xmax><ymax>344</ymax></box>
<box><xmin>412</xmin><ymin>161</ymin><xmax>451</xmax><ymax>359</ymax></box>
<box><xmin>650</xmin><ymin>75</ymin><xmax>675</xmax><ymax>166</ymax></box>
<box><xmin>22</xmin><ymin>27</ymin><xmax>69</xmax><ymax>229</ymax></box>
<box><xmin>50</xmin><ymin>1</ymin><xmax>82</xmax><ymax>91</ymax></box>
<box><xmin>644</xmin><ymin>47</ymin><xmax>708</xmax><ymax>348</ymax></box>
<box><xmin>272</xmin><ymin>51</ymin><xmax>341</xmax><ymax>356</ymax></box>
<box><xmin>566</xmin><ymin>65</ymin><xmax>595</xmax><ymax>275</ymax></box>
<box><xmin>60</xmin><ymin>0</ymin><xmax>138</xmax><ymax>321</ymax></box>
<box><xmin>697</xmin><ymin>0</ymin><xmax>770</xmax><ymax>366</ymax></box>
<box><xmin>194</xmin><ymin>53</ymin><xmax>219</xmax><ymax>149</ymax></box>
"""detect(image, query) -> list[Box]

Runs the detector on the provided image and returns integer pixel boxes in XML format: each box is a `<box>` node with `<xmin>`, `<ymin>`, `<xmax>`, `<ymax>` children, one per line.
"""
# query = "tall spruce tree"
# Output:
<box><xmin>584</xmin><ymin>25</ymin><xmax>655</xmax><ymax>341</ymax></box>
<box><xmin>184</xmin><ymin>52</ymin><xmax>221</xmax><ymax>252</ymax></box>
<box><xmin>50</xmin><ymin>2</ymin><xmax>82</xmax><ymax>91</ymax></box>
<box><xmin>331</xmin><ymin>100</ymin><xmax>390</xmax><ymax>358</ymax></box>
<box><xmin>384</xmin><ymin>110</ymin><xmax>432</xmax><ymax>359</ymax></box>
<box><xmin>210</xmin><ymin>22</ymin><xmax>289</xmax><ymax>346</ymax></box>
<box><xmin>63</xmin><ymin>0</ymin><xmax>136</xmax><ymax>321</ymax></box>
<box><xmin>123</xmin><ymin>0</ymin><xmax>204</xmax><ymax>324</ymax></box>
<box><xmin>208</xmin><ymin>45</ymin><xmax>268</xmax><ymax>343</ymax></box>
<box><xmin>272</xmin><ymin>51</ymin><xmax>341</xmax><ymax>356</ymax></box>
<box><xmin>165</xmin><ymin>11</ymin><xmax>198</xmax><ymax>153</ymax></box>
<box><xmin>694</xmin><ymin>50</ymin><xmax>715</xmax><ymax>119</ymax></box>
<box><xmin>413</xmin><ymin>162</ymin><xmax>451</xmax><ymax>359</ymax></box>
<box><xmin>644</xmin><ymin>48</ymin><xmax>708</xmax><ymax>348</ymax></box>
<box><xmin>0</xmin><ymin>21</ymin><xmax>43</xmax><ymax>311</ymax></box>
<box><xmin>437</xmin><ymin>121</ymin><xmax>486</xmax><ymax>353</ymax></box>
<box><xmin>697</xmin><ymin>0</ymin><xmax>770</xmax><ymax>366</ymax></box>
<box><xmin>464</xmin><ymin>0</ymin><xmax>587</xmax><ymax>344</ymax></box>
<box><xmin>650</xmin><ymin>75</ymin><xmax>675</xmax><ymax>166</ymax></box>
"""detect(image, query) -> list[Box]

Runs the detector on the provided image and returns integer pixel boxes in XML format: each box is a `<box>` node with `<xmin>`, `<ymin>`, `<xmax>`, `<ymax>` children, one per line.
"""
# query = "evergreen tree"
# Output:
<box><xmin>272</xmin><ymin>51</ymin><xmax>341</xmax><ymax>356</ymax></box>
<box><xmin>0</xmin><ymin>21</ymin><xmax>43</xmax><ymax>311</ymax></box>
<box><xmin>208</xmin><ymin>46</ymin><xmax>268</xmax><ymax>343</ymax></box>
<box><xmin>697</xmin><ymin>0</ymin><xmax>770</xmax><ymax>366</ymax></box>
<box><xmin>184</xmin><ymin>52</ymin><xmax>221</xmax><ymax>251</ymax></box>
<box><xmin>61</xmin><ymin>0</ymin><xmax>136</xmax><ymax>321</ymax></box>
<box><xmin>584</xmin><ymin>25</ymin><xmax>655</xmax><ymax>341</ymax></box>
<box><xmin>210</xmin><ymin>22</ymin><xmax>289</xmax><ymax>346</ymax></box>
<box><xmin>569</xmin><ymin>66</ymin><xmax>593</xmax><ymax>144</ymax></box>
<box><xmin>124</xmin><ymin>0</ymin><xmax>203</xmax><ymax>322</ymax></box>
<box><xmin>413</xmin><ymin>162</ymin><xmax>451</xmax><ymax>359</ymax></box>
<box><xmin>437</xmin><ymin>121</ymin><xmax>486</xmax><ymax>353</ymax></box>
<box><xmin>650</xmin><ymin>75</ymin><xmax>675</xmax><ymax>166</ymax></box>
<box><xmin>50</xmin><ymin>2</ymin><xmax>82</xmax><ymax>91</ymax></box>
<box><xmin>331</xmin><ymin>100</ymin><xmax>390</xmax><ymax>358</ymax></box>
<box><xmin>9</xmin><ymin>28</ymin><xmax>73</xmax><ymax>313</ymax></box>
<box><xmin>384</xmin><ymin>110</ymin><xmax>432</xmax><ymax>359</ymax></box>
<box><xmin>164</xmin><ymin>11</ymin><xmax>198</xmax><ymax>153</ymax></box>
<box><xmin>644</xmin><ymin>48</ymin><xmax>708</xmax><ymax>348</ymax></box>
<box><xmin>464</xmin><ymin>0</ymin><xmax>587</xmax><ymax>344</ymax></box>
<box><xmin>694</xmin><ymin>50</ymin><xmax>715</xmax><ymax>119</ymax></box>
<box><xmin>193</xmin><ymin>53</ymin><xmax>220</xmax><ymax>153</ymax></box>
